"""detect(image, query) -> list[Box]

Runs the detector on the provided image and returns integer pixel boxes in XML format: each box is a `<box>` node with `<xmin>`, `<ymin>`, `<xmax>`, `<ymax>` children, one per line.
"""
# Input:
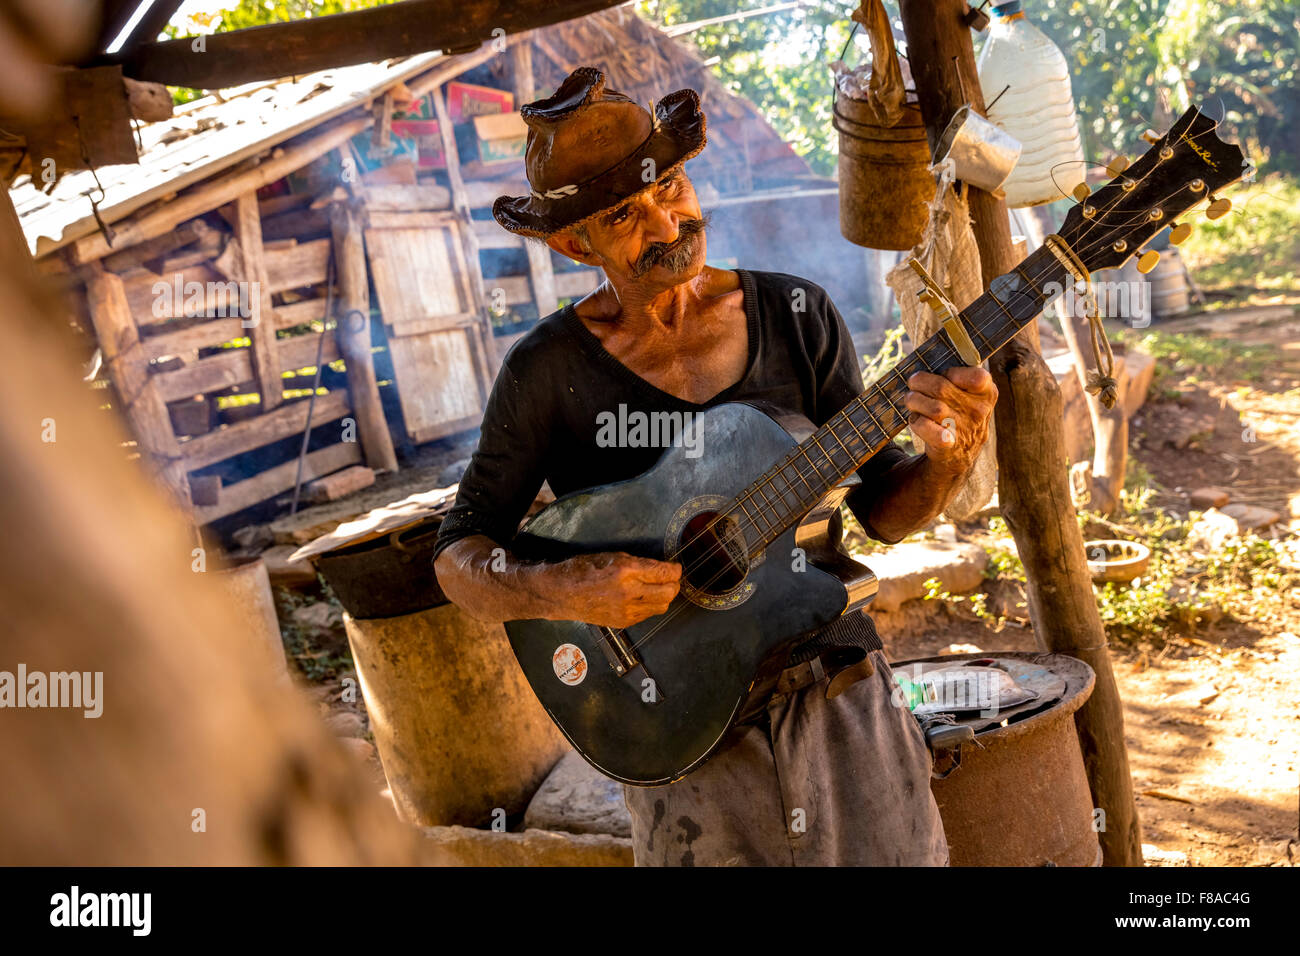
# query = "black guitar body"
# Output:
<box><xmin>505</xmin><ymin>401</ymin><xmax>878</xmax><ymax>786</ymax></box>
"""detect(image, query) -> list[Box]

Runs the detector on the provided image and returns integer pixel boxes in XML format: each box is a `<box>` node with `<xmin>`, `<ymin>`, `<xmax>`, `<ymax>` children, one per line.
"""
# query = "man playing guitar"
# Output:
<box><xmin>433</xmin><ymin>67</ymin><xmax>997</xmax><ymax>865</ymax></box>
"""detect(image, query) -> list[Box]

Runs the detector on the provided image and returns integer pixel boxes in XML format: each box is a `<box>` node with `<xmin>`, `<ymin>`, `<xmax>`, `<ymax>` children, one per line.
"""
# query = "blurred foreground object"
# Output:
<box><xmin>0</xmin><ymin>0</ymin><xmax>436</xmax><ymax>865</ymax></box>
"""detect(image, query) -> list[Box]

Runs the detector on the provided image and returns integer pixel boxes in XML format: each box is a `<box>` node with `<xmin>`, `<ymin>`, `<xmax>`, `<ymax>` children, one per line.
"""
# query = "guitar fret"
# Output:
<box><xmin>840</xmin><ymin>410</ymin><xmax>871</xmax><ymax>449</ymax></box>
<box><xmin>856</xmin><ymin>394</ymin><xmax>889</xmax><ymax>437</ymax></box>
<box><xmin>735</xmin><ymin>500</ymin><xmax>769</xmax><ymax>541</ymax></box>
<box><xmin>808</xmin><ymin>434</ymin><xmax>843</xmax><ymax>476</ymax></box>
<box><xmin>825</xmin><ymin>422</ymin><xmax>857</xmax><ymax>465</ymax></box>
<box><xmin>793</xmin><ymin>447</ymin><xmax>827</xmax><ymax>489</ymax></box>
<box><xmin>751</xmin><ymin>481</ymin><xmax>780</xmax><ymax>521</ymax></box>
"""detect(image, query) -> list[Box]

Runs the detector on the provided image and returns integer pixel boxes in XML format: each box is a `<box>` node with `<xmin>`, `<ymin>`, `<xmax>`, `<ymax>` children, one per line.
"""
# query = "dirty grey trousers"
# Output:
<box><xmin>622</xmin><ymin>650</ymin><xmax>950</xmax><ymax>866</ymax></box>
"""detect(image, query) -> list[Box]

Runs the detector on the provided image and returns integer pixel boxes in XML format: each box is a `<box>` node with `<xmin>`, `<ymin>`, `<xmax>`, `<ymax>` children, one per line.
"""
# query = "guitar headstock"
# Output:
<box><xmin>1058</xmin><ymin>105</ymin><xmax>1246</xmax><ymax>274</ymax></box>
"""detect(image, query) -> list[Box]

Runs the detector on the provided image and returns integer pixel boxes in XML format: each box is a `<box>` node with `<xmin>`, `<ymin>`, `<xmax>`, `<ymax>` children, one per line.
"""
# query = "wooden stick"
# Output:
<box><xmin>101</xmin><ymin>0</ymin><xmax>613</xmax><ymax>89</ymax></box>
<box><xmin>234</xmin><ymin>191</ymin><xmax>283</xmax><ymax>412</ymax></box>
<box><xmin>511</xmin><ymin>39</ymin><xmax>559</xmax><ymax>321</ymax></box>
<box><xmin>330</xmin><ymin>201</ymin><xmax>398</xmax><ymax>473</ymax></box>
<box><xmin>80</xmin><ymin>258</ymin><xmax>192</xmax><ymax>513</ymax></box>
<box><xmin>430</xmin><ymin>85</ymin><xmax>499</xmax><ymax>382</ymax></box>
<box><xmin>899</xmin><ymin>0</ymin><xmax>1142</xmax><ymax>867</ymax></box>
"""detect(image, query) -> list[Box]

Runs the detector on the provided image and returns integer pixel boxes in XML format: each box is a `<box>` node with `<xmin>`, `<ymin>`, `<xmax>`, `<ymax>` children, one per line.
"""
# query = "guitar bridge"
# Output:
<box><xmin>593</xmin><ymin>626</ymin><xmax>640</xmax><ymax>676</ymax></box>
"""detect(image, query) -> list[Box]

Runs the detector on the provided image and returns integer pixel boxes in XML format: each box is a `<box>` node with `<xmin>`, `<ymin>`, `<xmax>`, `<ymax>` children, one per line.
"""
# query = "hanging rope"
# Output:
<box><xmin>1080</xmin><ymin>283</ymin><xmax>1119</xmax><ymax>409</ymax></box>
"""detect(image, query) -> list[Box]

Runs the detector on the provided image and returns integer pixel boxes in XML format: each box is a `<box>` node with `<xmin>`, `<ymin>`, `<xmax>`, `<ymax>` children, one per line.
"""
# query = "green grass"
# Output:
<box><xmin>1115</xmin><ymin>327</ymin><xmax>1274</xmax><ymax>398</ymax></box>
<box><xmin>1179</xmin><ymin>173</ymin><xmax>1300</xmax><ymax>294</ymax></box>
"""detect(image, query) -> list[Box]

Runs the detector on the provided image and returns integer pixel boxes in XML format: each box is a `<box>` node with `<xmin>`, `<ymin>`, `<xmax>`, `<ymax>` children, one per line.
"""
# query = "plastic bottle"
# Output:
<box><xmin>976</xmin><ymin>1</ymin><xmax>1086</xmax><ymax>207</ymax></box>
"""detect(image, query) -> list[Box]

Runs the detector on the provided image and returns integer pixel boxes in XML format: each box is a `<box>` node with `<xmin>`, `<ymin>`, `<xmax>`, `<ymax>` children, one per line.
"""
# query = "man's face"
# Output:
<box><xmin>554</xmin><ymin>169</ymin><xmax>711</xmax><ymax>289</ymax></box>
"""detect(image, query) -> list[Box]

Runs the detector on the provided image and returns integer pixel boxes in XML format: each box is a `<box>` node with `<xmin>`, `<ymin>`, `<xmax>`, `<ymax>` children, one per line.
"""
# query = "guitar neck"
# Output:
<box><xmin>734</xmin><ymin>245</ymin><xmax>1070</xmax><ymax>552</ymax></box>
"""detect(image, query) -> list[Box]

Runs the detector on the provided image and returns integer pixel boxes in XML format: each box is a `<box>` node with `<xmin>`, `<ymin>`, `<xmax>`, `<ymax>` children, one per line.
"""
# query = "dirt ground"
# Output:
<box><xmin>884</xmin><ymin>305</ymin><xmax>1300</xmax><ymax>867</ymax></box>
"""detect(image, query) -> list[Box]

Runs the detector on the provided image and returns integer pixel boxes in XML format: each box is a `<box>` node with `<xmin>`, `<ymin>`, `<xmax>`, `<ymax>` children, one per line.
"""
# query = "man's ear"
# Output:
<box><xmin>546</xmin><ymin>231</ymin><xmax>599</xmax><ymax>266</ymax></box>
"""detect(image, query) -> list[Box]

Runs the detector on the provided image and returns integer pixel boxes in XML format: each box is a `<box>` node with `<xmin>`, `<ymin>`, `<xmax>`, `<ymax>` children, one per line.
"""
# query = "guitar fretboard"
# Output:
<box><xmin>732</xmin><ymin>245</ymin><xmax>1070</xmax><ymax>551</ymax></box>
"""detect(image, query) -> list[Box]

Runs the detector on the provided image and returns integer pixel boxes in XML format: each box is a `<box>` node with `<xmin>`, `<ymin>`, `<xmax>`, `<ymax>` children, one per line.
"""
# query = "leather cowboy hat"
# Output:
<box><xmin>492</xmin><ymin>66</ymin><xmax>708</xmax><ymax>239</ymax></box>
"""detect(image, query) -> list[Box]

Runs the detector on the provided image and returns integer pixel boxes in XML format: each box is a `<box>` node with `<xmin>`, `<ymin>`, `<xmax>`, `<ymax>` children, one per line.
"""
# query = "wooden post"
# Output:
<box><xmin>430</xmin><ymin>84</ymin><xmax>500</xmax><ymax>386</ymax></box>
<box><xmin>234</xmin><ymin>191</ymin><xmax>284</xmax><ymax>413</ymax></box>
<box><xmin>1059</xmin><ymin>304</ymin><xmax>1128</xmax><ymax>516</ymax></box>
<box><xmin>329</xmin><ymin>201</ymin><xmax>399</xmax><ymax>473</ymax></box>
<box><xmin>898</xmin><ymin>0</ymin><xmax>1142</xmax><ymax>865</ymax></box>
<box><xmin>512</xmin><ymin>37</ymin><xmax>559</xmax><ymax>320</ymax></box>
<box><xmin>79</xmin><ymin>259</ymin><xmax>193</xmax><ymax>513</ymax></box>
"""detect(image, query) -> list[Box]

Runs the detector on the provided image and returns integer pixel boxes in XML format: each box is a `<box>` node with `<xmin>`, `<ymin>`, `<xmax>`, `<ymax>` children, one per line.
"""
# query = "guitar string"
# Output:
<box><xmin>679</xmin><ymin>119</ymin><xmax>1232</xmax><ymax>575</ymax></box>
<box><xmin>610</xmin><ymin>115</ymin><xmax>1230</xmax><ymax>656</ymax></box>
<box><xmin>622</xmin><ymin>174</ymin><xmax>1217</xmax><ymax>657</ymax></box>
<box><xmin>690</xmin><ymin>113</ymin><xmax>1235</xmax><ymax>564</ymax></box>
<box><xmin>628</xmin><ymin>177</ymin><xmax>1211</xmax><ymax>656</ymax></box>
<box><xmin>666</xmin><ymin>181</ymin><xmax>1192</xmax><ymax>591</ymax></box>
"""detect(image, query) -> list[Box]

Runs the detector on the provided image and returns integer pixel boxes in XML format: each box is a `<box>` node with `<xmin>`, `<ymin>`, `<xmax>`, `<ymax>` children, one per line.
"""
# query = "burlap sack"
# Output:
<box><xmin>884</xmin><ymin>159</ymin><xmax>997</xmax><ymax>521</ymax></box>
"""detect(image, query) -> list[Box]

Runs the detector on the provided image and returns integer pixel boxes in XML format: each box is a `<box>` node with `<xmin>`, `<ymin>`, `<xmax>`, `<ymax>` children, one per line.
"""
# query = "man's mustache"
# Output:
<box><xmin>633</xmin><ymin>212</ymin><xmax>712</xmax><ymax>276</ymax></box>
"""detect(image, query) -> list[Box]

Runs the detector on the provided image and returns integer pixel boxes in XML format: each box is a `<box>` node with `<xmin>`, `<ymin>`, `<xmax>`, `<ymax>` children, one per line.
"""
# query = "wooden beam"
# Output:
<box><xmin>101</xmin><ymin>218</ymin><xmax>214</xmax><ymax>273</ymax></box>
<box><xmin>430</xmin><ymin>84</ymin><xmax>498</xmax><ymax>381</ymax></box>
<box><xmin>471</xmin><ymin>219</ymin><xmax>523</xmax><ymax>249</ymax></box>
<box><xmin>234</xmin><ymin>192</ymin><xmax>283</xmax><ymax>412</ymax></box>
<box><xmin>510</xmin><ymin>35</ymin><xmax>559</xmax><ymax>319</ymax></box>
<box><xmin>152</xmin><ymin>331</ymin><xmax>341</xmax><ymax>403</ymax></box>
<box><xmin>181</xmin><ymin>389</ymin><xmax>350</xmax><ymax>471</ymax></box>
<box><xmin>124</xmin><ymin>78</ymin><xmax>173</xmax><ymax>122</ymax></box>
<box><xmin>143</xmin><ymin>318</ymin><xmax>245</xmax><ymax>361</ymax></box>
<box><xmin>263</xmin><ymin>238</ymin><xmax>331</xmax><ymax>295</ymax></box>
<box><xmin>898</xmin><ymin>0</ymin><xmax>1142</xmax><ymax>867</ymax></box>
<box><xmin>70</xmin><ymin>114</ymin><xmax>371</xmax><ymax>264</ymax></box>
<box><xmin>116</xmin><ymin>0</ymin><xmax>187</xmax><ymax>55</ymax></box>
<box><xmin>102</xmin><ymin>0</ymin><xmax>621</xmax><ymax>89</ymax></box>
<box><xmin>195</xmin><ymin>442</ymin><xmax>362</xmax><ymax>524</ymax></box>
<box><xmin>81</xmin><ymin>260</ymin><xmax>191</xmax><ymax>512</ymax></box>
<box><xmin>330</xmin><ymin>201</ymin><xmax>398</xmax><ymax>473</ymax></box>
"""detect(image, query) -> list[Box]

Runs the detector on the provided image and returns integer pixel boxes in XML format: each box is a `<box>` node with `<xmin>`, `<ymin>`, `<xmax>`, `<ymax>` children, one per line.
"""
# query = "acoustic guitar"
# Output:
<box><xmin>505</xmin><ymin>105</ymin><xmax>1246</xmax><ymax>785</ymax></box>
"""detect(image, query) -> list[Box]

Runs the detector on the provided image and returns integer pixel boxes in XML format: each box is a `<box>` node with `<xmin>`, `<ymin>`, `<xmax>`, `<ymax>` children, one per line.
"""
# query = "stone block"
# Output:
<box><xmin>422</xmin><ymin>825</ymin><xmax>633</xmax><ymax>866</ymax></box>
<box><xmin>1220</xmin><ymin>503</ymin><xmax>1281</xmax><ymax>532</ymax></box>
<box><xmin>302</xmin><ymin>465</ymin><xmax>375</xmax><ymax>505</ymax></box>
<box><xmin>1188</xmin><ymin>487</ymin><xmax>1231</xmax><ymax>511</ymax></box>
<box><xmin>866</xmin><ymin>541</ymin><xmax>989</xmax><ymax>612</ymax></box>
<box><xmin>262</xmin><ymin>543</ymin><xmax>318</xmax><ymax>588</ymax></box>
<box><xmin>523</xmin><ymin>750</ymin><xmax>632</xmax><ymax>838</ymax></box>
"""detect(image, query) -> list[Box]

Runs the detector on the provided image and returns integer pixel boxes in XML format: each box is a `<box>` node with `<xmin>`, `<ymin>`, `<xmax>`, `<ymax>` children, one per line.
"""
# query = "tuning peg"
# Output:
<box><xmin>1140</xmin><ymin>129</ymin><xmax>1160</xmax><ymax>144</ymax></box>
<box><xmin>1106</xmin><ymin>155</ymin><xmax>1131</xmax><ymax>177</ymax></box>
<box><xmin>1072</xmin><ymin>182</ymin><xmax>1090</xmax><ymax>202</ymax></box>
<box><xmin>1136</xmin><ymin>250</ymin><xmax>1160</xmax><ymax>274</ymax></box>
<box><xmin>1169</xmin><ymin>222</ymin><xmax>1192</xmax><ymax>245</ymax></box>
<box><xmin>1207</xmin><ymin>196</ymin><xmax>1232</xmax><ymax>220</ymax></box>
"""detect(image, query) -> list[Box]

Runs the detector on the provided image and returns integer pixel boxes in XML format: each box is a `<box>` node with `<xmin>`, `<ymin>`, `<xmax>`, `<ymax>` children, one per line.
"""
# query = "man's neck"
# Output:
<box><xmin>578</xmin><ymin>265</ymin><xmax>733</xmax><ymax>334</ymax></box>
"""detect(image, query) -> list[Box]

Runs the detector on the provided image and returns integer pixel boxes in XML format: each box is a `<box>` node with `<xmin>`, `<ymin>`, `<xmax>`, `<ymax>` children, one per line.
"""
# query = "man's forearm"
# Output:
<box><xmin>858</xmin><ymin>453</ymin><xmax>972</xmax><ymax>544</ymax></box>
<box><xmin>433</xmin><ymin>535</ymin><xmax>560</xmax><ymax>624</ymax></box>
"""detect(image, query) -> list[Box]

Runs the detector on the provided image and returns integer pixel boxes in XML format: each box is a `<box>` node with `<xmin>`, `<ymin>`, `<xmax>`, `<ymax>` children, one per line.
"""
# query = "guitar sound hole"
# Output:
<box><xmin>677</xmin><ymin>510</ymin><xmax>749</xmax><ymax>595</ymax></box>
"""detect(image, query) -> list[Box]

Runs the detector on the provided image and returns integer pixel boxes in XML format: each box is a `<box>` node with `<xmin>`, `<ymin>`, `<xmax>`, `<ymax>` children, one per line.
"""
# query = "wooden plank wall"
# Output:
<box><xmin>76</xmin><ymin>189</ymin><xmax>359</xmax><ymax>525</ymax></box>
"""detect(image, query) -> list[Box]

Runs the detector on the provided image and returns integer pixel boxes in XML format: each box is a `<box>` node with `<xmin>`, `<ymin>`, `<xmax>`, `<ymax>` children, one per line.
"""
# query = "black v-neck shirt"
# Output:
<box><xmin>434</xmin><ymin>268</ymin><xmax>911</xmax><ymax>662</ymax></box>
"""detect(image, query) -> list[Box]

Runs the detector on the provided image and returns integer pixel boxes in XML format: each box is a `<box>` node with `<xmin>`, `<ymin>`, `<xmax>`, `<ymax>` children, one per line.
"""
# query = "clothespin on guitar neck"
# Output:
<box><xmin>908</xmin><ymin>257</ymin><xmax>982</xmax><ymax>366</ymax></box>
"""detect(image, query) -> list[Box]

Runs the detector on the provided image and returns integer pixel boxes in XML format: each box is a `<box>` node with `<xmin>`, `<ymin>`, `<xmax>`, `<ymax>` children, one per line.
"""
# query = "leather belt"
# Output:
<box><xmin>772</xmin><ymin>646</ymin><xmax>876</xmax><ymax>701</ymax></box>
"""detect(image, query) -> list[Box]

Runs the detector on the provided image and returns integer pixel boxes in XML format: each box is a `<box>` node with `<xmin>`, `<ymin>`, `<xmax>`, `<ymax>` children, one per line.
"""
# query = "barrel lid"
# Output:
<box><xmin>891</xmin><ymin>651</ymin><xmax>1095</xmax><ymax>736</ymax></box>
<box><xmin>289</xmin><ymin>485</ymin><xmax>458</xmax><ymax>564</ymax></box>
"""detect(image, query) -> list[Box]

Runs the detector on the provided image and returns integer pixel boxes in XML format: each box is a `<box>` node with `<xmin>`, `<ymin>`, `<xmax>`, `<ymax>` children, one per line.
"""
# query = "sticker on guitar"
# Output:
<box><xmin>552</xmin><ymin>643</ymin><xmax>588</xmax><ymax>686</ymax></box>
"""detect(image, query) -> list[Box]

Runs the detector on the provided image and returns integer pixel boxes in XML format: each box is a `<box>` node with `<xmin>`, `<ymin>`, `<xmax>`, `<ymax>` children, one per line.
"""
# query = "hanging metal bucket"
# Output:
<box><xmin>835</xmin><ymin>94</ymin><xmax>932</xmax><ymax>251</ymax></box>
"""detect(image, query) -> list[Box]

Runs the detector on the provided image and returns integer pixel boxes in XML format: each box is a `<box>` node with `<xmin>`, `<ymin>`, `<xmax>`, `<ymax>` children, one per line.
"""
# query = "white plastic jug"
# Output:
<box><xmin>976</xmin><ymin>1</ymin><xmax>1085</xmax><ymax>207</ymax></box>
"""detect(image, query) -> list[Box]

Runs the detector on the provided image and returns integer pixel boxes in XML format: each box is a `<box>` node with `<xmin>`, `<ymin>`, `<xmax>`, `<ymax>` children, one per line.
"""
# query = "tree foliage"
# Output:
<box><xmin>167</xmin><ymin>1</ymin><xmax>1299</xmax><ymax>173</ymax></box>
<box><xmin>640</xmin><ymin>1</ymin><xmax>1299</xmax><ymax>175</ymax></box>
